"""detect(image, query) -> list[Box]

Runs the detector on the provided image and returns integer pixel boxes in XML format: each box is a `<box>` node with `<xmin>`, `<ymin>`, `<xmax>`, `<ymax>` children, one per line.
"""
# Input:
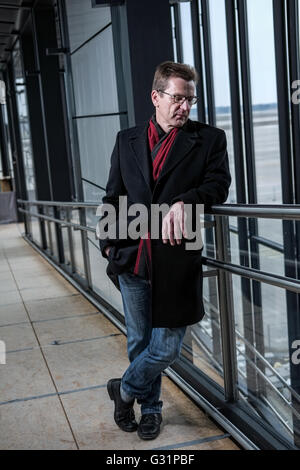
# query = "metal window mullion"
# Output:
<box><xmin>225</xmin><ymin>0</ymin><xmax>258</xmax><ymax>396</ymax></box>
<box><xmin>273</xmin><ymin>0</ymin><xmax>300</xmax><ymax>448</ymax></box>
<box><xmin>200</xmin><ymin>0</ymin><xmax>216</xmax><ymax>126</ymax></box>
<box><xmin>272</xmin><ymin>0</ymin><xmax>294</xmax><ymax>205</ymax></box>
<box><xmin>236</xmin><ymin>0</ymin><xmax>265</xmax><ymax>397</ymax></box>
<box><xmin>172</xmin><ymin>3</ymin><xmax>183</xmax><ymax>63</ymax></box>
<box><xmin>215</xmin><ymin>215</ymin><xmax>239</xmax><ymax>402</ymax></box>
<box><xmin>225</xmin><ymin>0</ymin><xmax>246</xmax><ymax>204</ymax></box>
<box><xmin>286</xmin><ymin>0</ymin><xmax>300</xmax><ymax>337</ymax></box>
<box><xmin>236</xmin><ymin>0</ymin><xmax>256</xmax><ymax>205</ymax></box>
<box><xmin>0</xmin><ymin>103</ymin><xmax>10</xmax><ymax>177</ymax></box>
<box><xmin>286</xmin><ymin>0</ymin><xmax>300</xmax><ymax>205</ymax></box>
<box><xmin>190</xmin><ymin>0</ymin><xmax>206</xmax><ymax>123</ymax></box>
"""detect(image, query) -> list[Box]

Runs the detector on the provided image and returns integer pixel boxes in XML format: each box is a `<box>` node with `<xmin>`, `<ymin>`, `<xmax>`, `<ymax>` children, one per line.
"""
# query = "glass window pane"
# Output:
<box><xmin>65</xmin><ymin>0</ymin><xmax>111</xmax><ymax>53</ymax></box>
<box><xmin>179</xmin><ymin>2</ymin><xmax>198</xmax><ymax>122</ymax></box>
<box><xmin>181</xmin><ymin>271</ymin><xmax>224</xmax><ymax>388</ymax></box>
<box><xmin>247</xmin><ymin>0</ymin><xmax>282</xmax><ymax>205</ymax></box>
<box><xmin>76</xmin><ymin>115</ymin><xmax>120</xmax><ymax>190</ymax></box>
<box><xmin>71</xmin><ymin>26</ymin><xmax>119</xmax><ymax>116</ymax></box>
<box><xmin>209</xmin><ymin>0</ymin><xmax>236</xmax><ymax>204</ymax></box>
<box><xmin>180</xmin><ymin>2</ymin><xmax>194</xmax><ymax>67</ymax></box>
<box><xmin>232</xmin><ymin>273</ymin><xmax>294</xmax><ymax>444</ymax></box>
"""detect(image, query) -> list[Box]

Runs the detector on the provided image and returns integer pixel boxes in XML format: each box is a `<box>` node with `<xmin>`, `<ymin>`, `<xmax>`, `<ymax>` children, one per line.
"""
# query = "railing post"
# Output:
<box><xmin>53</xmin><ymin>206</ymin><xmax>65</xmax><ymax>264</ymax></box>
<box><xmin>38</xmin><ymin>204</ymin><xmax>47</xmax><ymax>250</ymax></box>
<box><xmin>66</xmin><ymin>207</ymin><xmax>76</xmax><ymax>274</ymax></box>
<box><xmin>79</xmin><ymin>207</ymin><xmax>92</xmax><ymax>289</ymax></box>
<box><xmin>215</xmin><ymin>215</ymin><xmax>239</xmax><ymax>402</ymax></box>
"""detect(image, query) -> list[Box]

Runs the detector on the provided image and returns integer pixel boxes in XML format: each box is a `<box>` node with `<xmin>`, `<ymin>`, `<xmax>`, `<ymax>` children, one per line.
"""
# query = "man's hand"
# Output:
<box><xmin>162</xmin><ymin>201</ymin><xmax>187</xmax><ymax>246</ymax></box>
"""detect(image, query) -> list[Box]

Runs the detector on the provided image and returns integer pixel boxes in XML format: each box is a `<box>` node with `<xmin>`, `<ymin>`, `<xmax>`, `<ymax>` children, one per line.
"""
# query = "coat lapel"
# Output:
<box><xmin>156</xmin><ymin>120</ymin><xmax>201</xmax><ymax>182</ymax></box>
<box><xmin>129</xmin><ymin>123</ymin><xmax>152</xmax><ymax>195</ymax></box>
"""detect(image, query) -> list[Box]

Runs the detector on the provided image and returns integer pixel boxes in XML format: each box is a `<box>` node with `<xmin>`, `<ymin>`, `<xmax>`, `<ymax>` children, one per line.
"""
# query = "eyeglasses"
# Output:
<box><xmin>157</xmin><ymin>90</ymin><xmax>198</xmax><ymax>106</ymax></box>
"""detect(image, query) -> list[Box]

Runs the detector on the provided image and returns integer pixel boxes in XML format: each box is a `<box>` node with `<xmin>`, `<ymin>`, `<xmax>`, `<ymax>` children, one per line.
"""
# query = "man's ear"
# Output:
<box><xmin>151</xmin><ymin>89</ymin><xmax>159</xmax><ymax>107</ymax></box>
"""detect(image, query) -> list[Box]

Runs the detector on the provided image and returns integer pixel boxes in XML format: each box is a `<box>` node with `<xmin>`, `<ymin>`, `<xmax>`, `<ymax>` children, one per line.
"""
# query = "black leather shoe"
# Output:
<box><xmin>137</xmin><ymin>413</ymin><xmax>162</xmax><ymax>440</ymax></box>
<box><xmin>107</xmin><ymin>378</ymin><xmax>138</xmax><ymax>432</ymax></box>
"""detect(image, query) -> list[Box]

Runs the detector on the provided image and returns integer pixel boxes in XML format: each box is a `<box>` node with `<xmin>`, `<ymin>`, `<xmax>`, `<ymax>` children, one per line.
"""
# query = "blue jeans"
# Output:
<box><xmin>118</xmin><ymin>272</ymin><xmax>186</xmax><ymax>415</ymax></box>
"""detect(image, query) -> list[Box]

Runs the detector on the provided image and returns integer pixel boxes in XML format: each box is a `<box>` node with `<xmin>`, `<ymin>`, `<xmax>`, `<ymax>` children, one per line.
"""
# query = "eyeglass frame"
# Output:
<box><xmin>157</xmin><ymin>89</ymin><xmax>198</xmax><ymax>106</ymax></box>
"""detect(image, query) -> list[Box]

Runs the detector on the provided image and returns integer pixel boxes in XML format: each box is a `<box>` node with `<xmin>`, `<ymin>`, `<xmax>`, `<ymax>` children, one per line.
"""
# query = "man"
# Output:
<box><xmin>99</xmin><ymin>61</ymin><xmax>231</xmax><ymax>440</ymax></box>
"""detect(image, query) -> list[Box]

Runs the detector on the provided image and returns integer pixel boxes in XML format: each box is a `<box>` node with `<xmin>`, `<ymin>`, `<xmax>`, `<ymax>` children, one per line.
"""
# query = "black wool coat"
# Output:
<box><xmin>99</xmin><ymin>119</ymin><xmax>231</xmax><ymax>328</ymax></box>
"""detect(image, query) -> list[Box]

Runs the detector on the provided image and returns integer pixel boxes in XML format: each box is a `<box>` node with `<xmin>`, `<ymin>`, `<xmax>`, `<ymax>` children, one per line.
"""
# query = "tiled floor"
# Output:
<box><xmin>0</xmin><ymin>223</ymin><xmax>240</xmax><ymax>450</ymax></box>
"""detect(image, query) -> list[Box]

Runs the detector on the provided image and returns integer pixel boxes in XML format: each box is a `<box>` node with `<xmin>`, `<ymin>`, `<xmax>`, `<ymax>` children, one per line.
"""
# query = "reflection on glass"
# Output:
<box><xmin>232</xmin><ymin>273</ymin><xmax>294</xmax><ymax>442</ymax></box>
<box><xmin>182</xmin><ymin>275</ymin><xmax>224</xmax><ymax>388</ymax></box>
<box><xmin>30</xmin><ymin>218</ymin><xmax>41</xmax><ymax>247</ymax></box>
<box><xmin>228</xmin><ymin>216</ymin><xmax>285</xmax><ymax>276</ymax></box>
<box><xmin>76</xmin><ymin>115</ymin><xmax>120</xmax><ymax>190</ymax></box>
<box><xmin>70</xmin><ymin>26</ymin><xmax>119</xmax><ymax>116</ymax></box>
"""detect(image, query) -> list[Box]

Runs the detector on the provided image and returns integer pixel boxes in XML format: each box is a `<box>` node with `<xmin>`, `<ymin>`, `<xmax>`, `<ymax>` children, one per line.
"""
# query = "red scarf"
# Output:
<box><xmin>133</xmin><ymin>119</ymin><xmax>179</xmax><ymax>278</ymax></box>
<box><xmin>148</xmin><ymin>119</ymin><xmax>179</xmax><ymax>181</ymax></box>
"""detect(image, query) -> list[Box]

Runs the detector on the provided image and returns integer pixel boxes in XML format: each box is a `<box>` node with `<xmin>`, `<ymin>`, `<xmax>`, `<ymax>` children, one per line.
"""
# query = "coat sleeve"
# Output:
<box><xmin>98</xmin><ymin>131</ymin><xmax>126</xmax><ymax>258</ymax></box>
<box><xmin>171</xmin><ymin>130</ymin><xmax>231</xmax><ymax>208</ymax></box>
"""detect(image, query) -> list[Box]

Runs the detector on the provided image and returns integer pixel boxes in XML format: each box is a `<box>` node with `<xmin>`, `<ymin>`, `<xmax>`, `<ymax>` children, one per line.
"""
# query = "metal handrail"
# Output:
<box><xmin>17</xmin><ymin>199</ymin><xmax>300</xmax><ymax>219</ymax></box>
<box><xmin>17</xmin><ymin>199</ymin><xmax>99</xmax><ymax>208</ymax></box>
<box><xmin>211</xmin><ymin>204</ymin><xmax>300</xmax><ymax>220</ymax></box>
<box><xmin>204</xmin><ymin>257</ymin><xmax>300</xmax><ymax>294</ymax></box>
<box><xmin>18</xmin><ymin>208</ymin><xmax>96</xmax><ymax>234</ymax></box>
<box><xmin>18</xmin><ymin>200</ymin><xmax>300</xmax><ymax>293</ymax></box>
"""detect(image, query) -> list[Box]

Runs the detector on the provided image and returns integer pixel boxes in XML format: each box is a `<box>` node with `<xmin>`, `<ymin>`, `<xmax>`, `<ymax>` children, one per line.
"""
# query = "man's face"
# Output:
<box><xmin>151</xmin><ymin>76</ymin><xmax>196</xmax><ymax>132</ymax></box>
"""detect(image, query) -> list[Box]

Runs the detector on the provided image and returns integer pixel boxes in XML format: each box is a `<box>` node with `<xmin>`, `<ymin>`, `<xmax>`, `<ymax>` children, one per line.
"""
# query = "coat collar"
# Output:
<box><xmin>129</xmin><ymin>119</ymin><xmax>202</xmax><ymax>193</ymax></box>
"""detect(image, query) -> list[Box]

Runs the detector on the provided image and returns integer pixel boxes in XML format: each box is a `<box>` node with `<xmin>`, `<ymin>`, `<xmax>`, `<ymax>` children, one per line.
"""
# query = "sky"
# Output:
<box><xmin>180</xmin><ymin>0</ymin><xmax>279</xmax><ymax>107</ymax></box>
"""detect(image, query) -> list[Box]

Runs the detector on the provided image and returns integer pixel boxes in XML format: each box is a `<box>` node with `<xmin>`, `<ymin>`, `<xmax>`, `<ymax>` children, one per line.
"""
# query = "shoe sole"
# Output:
<box><xmin>137</xmin><ymin>418</ymin><xmax>162</xmax><ymax>441</ymax></box>
<box><xmin>137</xmin><ymin>427</ymin><xmax>161</xmax><ymax>440</ymax></box>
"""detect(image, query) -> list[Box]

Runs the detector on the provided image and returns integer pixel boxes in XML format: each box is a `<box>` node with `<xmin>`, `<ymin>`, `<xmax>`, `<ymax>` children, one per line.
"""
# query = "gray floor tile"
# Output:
<box><xmin>0</xmin><ymin>348</ymin><xmax>57</xmax><ymax>403</ymax></box>
<box><xmin>41</xmin><ymin>335</ymin><xmax>129</xmax><ymax>392</ymax></box>
<box><xmin>0</xmin><ymin>396</ymin><xmax>77</xmax><ymax>450</ymax></box>
<box><xmin>24</xmin><ymin>294</ymin><xmax>98</xmax><ymax>322</ymax></box>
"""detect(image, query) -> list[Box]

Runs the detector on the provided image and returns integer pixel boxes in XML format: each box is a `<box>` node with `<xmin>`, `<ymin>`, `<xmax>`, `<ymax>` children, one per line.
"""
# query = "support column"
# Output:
<box><xmin>0</xmin><ymin>103</ymin><xmax>10</xmax><ymax>178</ymax></box>
<box><xmin>112</xmin><ymin>0</ymin><xmax>174</xmax><ymax>126</ymax></box>
<box><xmin>20</xmin><ymin>28</ymin><xmax>51</xmax><ymax>201</ymax></box>
<box><xmin>32</xmin><ymin>1</ymin><xmax>73</xmax><ymax>201</ymax></box>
